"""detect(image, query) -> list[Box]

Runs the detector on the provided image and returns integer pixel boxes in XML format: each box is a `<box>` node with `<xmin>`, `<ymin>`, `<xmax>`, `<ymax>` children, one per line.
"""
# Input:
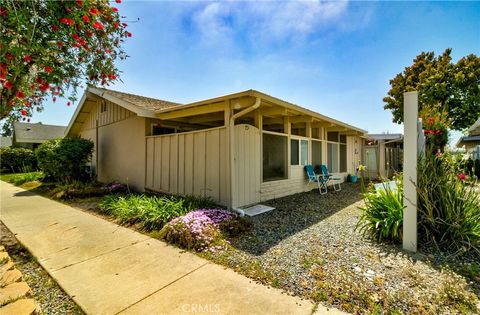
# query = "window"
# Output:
<box><xmin>327</xmin><ymin>131</ymin><xmax>339</xmax><ymax>142</ymax></box>
<box><xmin>340</xmin><ymin>144</ymin><xmax>347</xmax><ymax>172</ymax></box>
<box><xmin>290</xmin><ymin>139</ymin><xmax>308</xmax><ymax>166</ymax></box>
<box><xmin>327</xmin><ymin>143</ymin><xmax>339</xmax><ymax>173</ymax></box>
<box><xmin>100</xmin><ymin>101</ymin><xmax>108</xmax><ymax>113</ymax></box>
<box><xmin>152</xmin><ymin>125</ymin><xmax>176</xmax><ymax>135</ymax></box>
<box><xmin>340</xmin><ymin>135</ymin><xmax>347</xmax><ymax>172</ymax></box>
<box><xmin>263</xmin><ymin>133</ymin><xmax>287</xmax><ymax>182</ymax></box>
<box><xmin>312</xmin><ymin>140</ymin><xmax>322</xmax><ymax>169</ymax></box>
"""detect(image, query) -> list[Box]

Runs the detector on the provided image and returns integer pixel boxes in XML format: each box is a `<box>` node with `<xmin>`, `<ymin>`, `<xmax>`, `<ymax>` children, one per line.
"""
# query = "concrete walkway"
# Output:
<box><xmin>0</xmin><ymin>182</ymin><xmax>343</xmax><ymax>315</ymax></box>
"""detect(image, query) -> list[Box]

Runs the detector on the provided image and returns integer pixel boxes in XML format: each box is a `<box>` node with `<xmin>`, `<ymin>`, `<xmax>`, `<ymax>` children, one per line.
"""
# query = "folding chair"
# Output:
<box><xmin>320</xmin><ymin>165</ymin><xmax>342</xmax><ymax>192</ymax></box>
<box><xmin>305</xmin><ymin>165</ymin><xmax>328</xmax><ymax>195</ymax></box>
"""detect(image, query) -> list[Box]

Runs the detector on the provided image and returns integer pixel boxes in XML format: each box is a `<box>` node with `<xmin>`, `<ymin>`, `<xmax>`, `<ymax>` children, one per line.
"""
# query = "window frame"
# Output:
<box><xmin>262</xmin><ymin>130</ymin><xmax>289</xmax><ymax>183</ymax></box>
<box><xmin>290</xmin><ymin>136</ymin><xmax>309</xmax><ymax>167</ymax></box>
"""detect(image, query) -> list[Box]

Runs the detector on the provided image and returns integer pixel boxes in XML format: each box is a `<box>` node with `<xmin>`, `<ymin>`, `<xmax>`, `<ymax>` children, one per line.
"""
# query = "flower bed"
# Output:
<box><xmin>159</xmin><ymin>209</ymin><xmax>249</xmax><ymax>252</ymax></box>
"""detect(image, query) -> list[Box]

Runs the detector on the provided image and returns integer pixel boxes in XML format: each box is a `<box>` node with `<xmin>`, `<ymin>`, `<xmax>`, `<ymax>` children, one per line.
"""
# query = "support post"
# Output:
<box><xmin>403</xmin><ymin>91</ymin><xmax>418</xmax><ymax>252</ymax></box>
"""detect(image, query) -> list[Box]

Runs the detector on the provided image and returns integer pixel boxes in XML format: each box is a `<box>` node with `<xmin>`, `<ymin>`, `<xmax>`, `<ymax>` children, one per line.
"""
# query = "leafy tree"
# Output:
<box><xmin>383</xmin><ymin>49</ymin><xmax>480</xmax><ymax>131</ymax></box>
<box><xmin>0</xmin><ymin>0</ymin><xmax>131</xmax><ymax>121</ymax></box>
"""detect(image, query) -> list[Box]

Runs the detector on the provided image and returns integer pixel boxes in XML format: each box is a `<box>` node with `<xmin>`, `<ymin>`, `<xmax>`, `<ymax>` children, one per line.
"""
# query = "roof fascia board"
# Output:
<box><xmin>250</xmin><ymin>91</ymin><xmax>367</xmax><ymax>134</ymax></box>
<box><xmin>89</xmin><ymin>87</ymin><xmax>156</xmax><ymax>118</ymax></box>
<box><xmin>65</xmin><ymin>90</ymin><xmax>88</xmax><ymax>136</ymax></box>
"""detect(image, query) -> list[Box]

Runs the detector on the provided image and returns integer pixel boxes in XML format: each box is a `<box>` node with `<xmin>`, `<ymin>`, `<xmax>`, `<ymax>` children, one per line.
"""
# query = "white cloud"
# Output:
<box><xmin>190</xmin><ymin>1</ymin><xmax>350</xmax><ymax>46</ymax></box>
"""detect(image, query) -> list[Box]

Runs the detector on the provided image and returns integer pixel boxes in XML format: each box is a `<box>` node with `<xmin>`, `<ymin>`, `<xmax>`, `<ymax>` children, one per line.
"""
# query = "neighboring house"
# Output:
<box><xmin>13</xmin><ymin>122</ymin><xmax>66</xmax><ymax>149</ymax></box>
<box><xmin>0</xmin><ymin>136</ymin><xmax>12</xmax><ymax>148</ymax></box>
<box><xmin>456</xmin><ymin>117</ymin><xmax>480</xmax><ymax>160</ymax></box>
<box><xmin>66</xmin><ymin>87</ymin><xmax>367</xmax><ymax>208</ymax></box>
<box><xmin>364</xmin><ymin>133</ymin><xmax>403</xmax><ymax>179</ymax></box>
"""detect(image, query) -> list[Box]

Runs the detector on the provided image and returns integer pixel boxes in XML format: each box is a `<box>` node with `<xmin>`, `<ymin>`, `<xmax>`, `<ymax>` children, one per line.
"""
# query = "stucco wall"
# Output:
<box><xmin>80</xmin><ymin>115</ymin><xmax>146</xmax><ymax>191</ymax></box>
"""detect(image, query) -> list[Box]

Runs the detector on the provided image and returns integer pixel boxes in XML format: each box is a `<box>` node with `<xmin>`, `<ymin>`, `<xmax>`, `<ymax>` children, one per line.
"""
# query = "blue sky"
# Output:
<box><xmin>32</xmin><ymin>0</ymin><xmax>479</xmax><ymax>143</ymax></box>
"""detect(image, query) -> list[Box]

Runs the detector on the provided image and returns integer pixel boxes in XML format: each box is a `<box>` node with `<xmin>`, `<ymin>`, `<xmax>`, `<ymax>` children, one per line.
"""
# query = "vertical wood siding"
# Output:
<box><xmin>145</xmin><ymin>127</ymin><xmax>229</xmax><ymax>206</ymax></box>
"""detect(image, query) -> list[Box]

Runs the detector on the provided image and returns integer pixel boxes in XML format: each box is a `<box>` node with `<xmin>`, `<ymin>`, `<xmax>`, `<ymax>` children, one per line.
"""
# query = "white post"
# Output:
<box><xmin>403</xmin><ymin>91</ymin><xmax>418</xmax><ymax>252</ymax></box>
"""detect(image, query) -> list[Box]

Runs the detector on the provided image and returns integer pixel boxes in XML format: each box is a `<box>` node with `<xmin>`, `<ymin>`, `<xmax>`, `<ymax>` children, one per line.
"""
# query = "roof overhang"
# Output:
<box><xmin>468</xmin><ymin>116</ymin><xmax>480</xmax><ymax>135</ymax></box>
<box><xmin>65</xmin><ymin>87</ymin><xmax>158</xmax><ymax>137</ymax></box>
<box><xmin>156</xmin><ymin>89</ymin><xmax>367</xmax><ymax>135</ymax></box>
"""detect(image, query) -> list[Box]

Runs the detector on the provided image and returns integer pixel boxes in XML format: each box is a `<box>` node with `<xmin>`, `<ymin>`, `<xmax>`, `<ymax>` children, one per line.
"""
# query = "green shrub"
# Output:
<box><xmin>35</xmin><ymin>138</ymin><xmax>94</xmax><ymax>182</ymax></box>
<box><xmin>0</xmin><ymin>147</ymin><xmax>37</xmax><ymax>172</ymax></box>
<box><xmin>357</xmin><ymin>177</ymin><xmax>404</xmax><ymax>242</ymax></box>
<box><xmin>99</xmin><ymin>194</ymin><xmax>215</xmax><ymax>231</ymax></box>
<box><xmin>417</xmin><ymin>153</ymin><xmax>480</xmax><ymax>252</ymax></box>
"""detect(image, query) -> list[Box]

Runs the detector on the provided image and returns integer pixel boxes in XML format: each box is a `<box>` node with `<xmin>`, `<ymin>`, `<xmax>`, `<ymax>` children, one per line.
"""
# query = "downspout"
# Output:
<box><xmin>229</xmin><ymin>97</ymin><xmax>261</xmax><ymax>216</ymax></box>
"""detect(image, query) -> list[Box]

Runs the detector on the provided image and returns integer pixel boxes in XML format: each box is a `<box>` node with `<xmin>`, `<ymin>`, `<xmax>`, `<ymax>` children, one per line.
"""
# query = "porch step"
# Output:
<box><xmin>241</xmin><ymin>204</ymin><xmax>275</xmax><ymax>217</ymax></box>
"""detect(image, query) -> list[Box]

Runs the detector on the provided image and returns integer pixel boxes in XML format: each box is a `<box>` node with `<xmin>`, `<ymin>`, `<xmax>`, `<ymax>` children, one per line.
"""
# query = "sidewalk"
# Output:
<box><xmin>0</xmin><ymin>182</ymin><xmax>342</xmax><ymax>315</ymax></box>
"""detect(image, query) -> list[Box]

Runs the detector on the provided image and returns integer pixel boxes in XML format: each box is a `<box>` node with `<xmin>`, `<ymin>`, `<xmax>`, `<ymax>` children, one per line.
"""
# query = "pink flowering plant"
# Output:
<box><xmin>160</xmin><ymin>209</ymin><xmax>247</xmax><ymax>252</ymax></box>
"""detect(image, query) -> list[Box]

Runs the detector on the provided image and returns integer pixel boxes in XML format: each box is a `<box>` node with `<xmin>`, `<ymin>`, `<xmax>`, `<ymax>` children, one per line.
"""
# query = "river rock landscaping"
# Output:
<box><xmin>200</xmin><ymin>183</ymin><xmax>480</xmax><ymax>314</ymax></box>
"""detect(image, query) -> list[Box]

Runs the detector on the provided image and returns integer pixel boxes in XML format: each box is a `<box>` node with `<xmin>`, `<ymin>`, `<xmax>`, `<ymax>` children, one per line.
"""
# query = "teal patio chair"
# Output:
<box><xmin>305</xmin><ymin>165</ymin><xmax>328</xmax><ymax>195</ymax></box>
<box><xmin>320</xmin><ymin>165</ymin><xmax>342</xmax><ymax>192</ymax></box>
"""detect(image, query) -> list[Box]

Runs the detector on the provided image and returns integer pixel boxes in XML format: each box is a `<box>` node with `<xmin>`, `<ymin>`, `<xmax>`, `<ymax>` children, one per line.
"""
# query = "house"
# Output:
<box><xmin>456</xmin><ymin>117</ymin><xmax>480</xmax><ymax>160</ymax></box>
<box><xmin>13</xmin><ymin>122</ymin><xmax>66</xmax><ymax>149</ymax></box>
<box><xmin>364</xmin><ymin>133</ymin><xmax>403</xmax><ymax>178</ymax></box>
<box><xmin>66</xmin><ymin>87</ymin><xmax>367</xmax><ymax>208</ymax></box>
<box><xmin>0</xmin><ymin>137</ymin><xmax>12</xmax><ymax>148</ymax></box>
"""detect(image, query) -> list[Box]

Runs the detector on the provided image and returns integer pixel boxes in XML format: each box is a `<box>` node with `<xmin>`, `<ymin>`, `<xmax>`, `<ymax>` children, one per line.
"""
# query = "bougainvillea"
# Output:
<box><xmin>160</xmin><ymin>209</ymin><xmax>238</xmax><ymax>252</ymax></box>
<box><xmin>0</xmin><ymin>0</ymin><xmax>130</xmax><ymax>121</ymax></box>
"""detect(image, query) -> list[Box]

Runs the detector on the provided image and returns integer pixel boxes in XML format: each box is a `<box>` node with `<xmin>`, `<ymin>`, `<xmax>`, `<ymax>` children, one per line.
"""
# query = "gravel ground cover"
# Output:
<box><xmin>200</xmin><ymin>183</ymin><xmax>480</xmax><ymax>314</ymax></box>
<box><xmin>0</xmin><ymin>221</ymin><xmax>84</xmax><ymax>315</ymax></box>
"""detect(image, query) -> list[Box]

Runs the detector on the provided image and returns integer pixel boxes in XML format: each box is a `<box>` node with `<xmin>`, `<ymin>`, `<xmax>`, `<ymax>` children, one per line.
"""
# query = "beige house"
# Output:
<box><xmin>456</xmin><ymin>117</ymin><xmax>480</xmax><ymax>160</ymax></box>
<box><xmin>66</xmin><ymin>87</ymin><xmax>366</xmax><ymax>208</ymax></box>
<box><xmin>364</xmin><ymin>133</ymin><xmax>403</xmax><ymax>179</ymax></box>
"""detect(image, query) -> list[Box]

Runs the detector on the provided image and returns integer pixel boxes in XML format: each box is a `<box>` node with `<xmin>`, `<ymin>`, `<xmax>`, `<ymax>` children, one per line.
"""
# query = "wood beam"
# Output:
<box><xmin>312</xmin><ymin>122</ymin><xmax>335</xmax><ymax>128</ymax></box>
<box><xmin>263</xmin><ymin>117</ymin><xmax>284</xmax><ymax>125</ymax></box>
<box><xmin>326</xmin><ymin>127</ymin><xmax>348</xmax><ymax>132</ymax></box>
<box><xmin>261</xmin><ymin>107</ymin><xmax>289</xmax><ymax>117</ymax></box>
<box><xmin>290</xmin><ymin>115</ymin><xmax>315</xmax><ymax>124</ymax></box>
<box><xmin>159</xmin><ymin>102</ymin><xmax>226</xmax><ymax>120</ymax></box>
<box><xmin>188</xmin><ymin>112</ymin><xmax>224</xmax><ymax>124</ymax></box>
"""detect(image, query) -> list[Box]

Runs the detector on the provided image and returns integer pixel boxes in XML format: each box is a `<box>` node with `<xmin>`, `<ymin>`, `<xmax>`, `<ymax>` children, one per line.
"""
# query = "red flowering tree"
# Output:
<box><xmin>0</xmin><ymin>0</ymin><xmax>131</xmax><ymax>121</ymax></box>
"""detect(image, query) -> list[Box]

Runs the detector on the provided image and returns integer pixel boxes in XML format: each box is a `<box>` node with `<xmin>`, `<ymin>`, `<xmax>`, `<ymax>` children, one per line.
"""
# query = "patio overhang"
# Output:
<box><xmin>154</xmin><ymin>89</ymin><xmax>366</xmax><ymax>136</ymax></box>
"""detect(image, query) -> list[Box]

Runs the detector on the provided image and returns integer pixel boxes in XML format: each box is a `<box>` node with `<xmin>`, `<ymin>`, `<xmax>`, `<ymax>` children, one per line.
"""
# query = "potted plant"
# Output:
<box><xmin>348</xmin><ymin>173</ymin><xmax>358</xmax><ymax>183</ymax></box>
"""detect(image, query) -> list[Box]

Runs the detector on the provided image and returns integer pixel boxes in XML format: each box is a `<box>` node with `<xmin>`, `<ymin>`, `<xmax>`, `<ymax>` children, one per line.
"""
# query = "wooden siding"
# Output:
<box><xmin>80</xmin><ymin>100</ymin><xmax>135</xmax><ymax>131</ymax></box>
<box><xmin>145</xmin><ymin>127</ymin><xmax>229</xmax><ymax>206</ymax></box>
<box><xmin>233</xmin><ymin>124</ymin><xmax>261</xmax><ymax>208</ymax></box>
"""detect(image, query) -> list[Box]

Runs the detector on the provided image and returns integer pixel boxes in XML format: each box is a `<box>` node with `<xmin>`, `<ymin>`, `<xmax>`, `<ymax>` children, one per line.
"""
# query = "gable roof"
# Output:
<box><xmin>92</xmin><ymin>87</ymin><xmax>182</xmax><ymax>112</ymax></box>
<box><xmin>14</xmin><ymin>122</ymin><xmax>66</xmax><ymax>143</ymax></box>
<box><xmin>66</xmin><ymin>87</ymin><xmax>367</xmax><ymax>136</ymax></box>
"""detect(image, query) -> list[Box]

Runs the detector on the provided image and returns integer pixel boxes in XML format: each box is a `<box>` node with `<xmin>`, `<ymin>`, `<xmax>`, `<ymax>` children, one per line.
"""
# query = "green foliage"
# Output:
<box><xmin>0</xmin><ymin>147</ymin><xmax>37</xmax><ymax>172</ymax></box>
<box><xmin>357</xmin><ymin>177</ymin><xmax>404</xmax><ymax>242</ymax></box>
<box><xmin>98</xmin><ymin>194</ymin><xmax>216</xmax><ymax>231</ymax></box>
<box><xmin>0</xmin><ymin>0</ymin><xmax>131</xmax><ymax>120</ymax></box>
<box><xmin>0</xmin><ymin>171</ymin><xmax>43</xmax><ymax>185</ymax></box>
<box><xmin>421</xmin><ymin>105</ymin><xmax>450</xmax><ymax>151</ymax></box>
<box><xmin>383</xmin><ymin>49</ymin><xmax>480</xmax><ymax>131</ymax></box>
<box><xmin>417</xmin><ymin>153</ymin><xmax>480</xmax><ymax>252</ymax></box>
<box><xmin>35</xmin><ymin>138</ymin><xmax>93</xmax><ymax>182</ymax></box>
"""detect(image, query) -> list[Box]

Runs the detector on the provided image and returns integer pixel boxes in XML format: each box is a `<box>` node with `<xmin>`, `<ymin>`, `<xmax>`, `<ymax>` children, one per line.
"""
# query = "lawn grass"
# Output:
<box><xmin>0</xmin><ymin>171</ymin><xmax>43</xmax><ymax>186</ymax></box>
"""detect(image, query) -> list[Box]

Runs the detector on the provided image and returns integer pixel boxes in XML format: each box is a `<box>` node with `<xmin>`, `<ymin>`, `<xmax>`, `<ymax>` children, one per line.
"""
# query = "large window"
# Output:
<box><xmin>312</xmin><ymin>140</ymin><xmax>322</xmax><ymax>169</ymax></box>
<box><xmin>327</xmin><ymin>143</ymin><xmax>339</xmax><ymax>173</ymax></box>
<box><xmin>291</xmin><ymin>139</ymin><xmax>308</xmax><ymax>166</ymax></box>
<box><xmin>263</xmin><ymin>133</ymin><xmax>287</xmax><ymax>182</ymax></box>
<box><xmin>340</xmin><ymin>135</ymin><xmax>347</xmax><ymax>173</ymax></box>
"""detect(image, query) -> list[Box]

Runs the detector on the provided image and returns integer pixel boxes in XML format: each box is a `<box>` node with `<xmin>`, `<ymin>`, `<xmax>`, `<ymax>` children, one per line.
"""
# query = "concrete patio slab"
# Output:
<box><xmin>0</xmin><ymin>182</ymin><xmax>333</xmax><ymax>315</ymax></box>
